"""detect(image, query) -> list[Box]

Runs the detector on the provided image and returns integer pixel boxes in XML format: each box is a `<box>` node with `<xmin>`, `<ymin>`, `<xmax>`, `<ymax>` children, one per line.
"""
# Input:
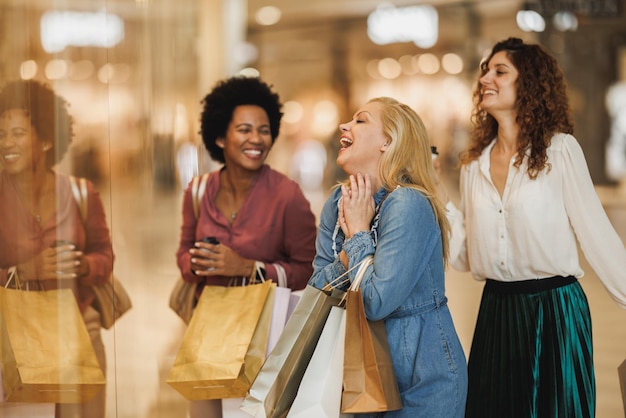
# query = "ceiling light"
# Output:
<box><xmin>255</xmin><ymin>6</ymin><xmax>281</xmax><ymax>26</ymax></box>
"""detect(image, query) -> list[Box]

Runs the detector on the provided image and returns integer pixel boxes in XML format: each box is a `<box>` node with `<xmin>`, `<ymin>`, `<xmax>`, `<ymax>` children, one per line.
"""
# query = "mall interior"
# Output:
<box><xmin>1</xmin><ymin>0</ymin><xmax>626</xmax><ymax>417</ymax></box>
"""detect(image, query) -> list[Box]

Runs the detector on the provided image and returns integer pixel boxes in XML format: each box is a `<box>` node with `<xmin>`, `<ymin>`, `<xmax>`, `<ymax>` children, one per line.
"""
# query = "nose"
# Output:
<box><xmin>479</xmin><ymin>71</ymin><xmax>491</xmax><ymax>85</ymax></box>
<box><xmin>249</xmin><ymin>129</ymin><xmax>263</xmax><ymax>143</ymax></box>
<box><xmin>339</xmin><ymin>121</ymin><xmax>350</xmax><ymax>132</ymax></box>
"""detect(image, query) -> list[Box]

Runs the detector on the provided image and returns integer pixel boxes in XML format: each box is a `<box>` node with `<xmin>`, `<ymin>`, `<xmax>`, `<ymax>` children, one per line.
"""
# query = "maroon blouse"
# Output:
<box><xmin>0</xmin><ymin>171</ymin><xmax>114</xmax><ymax>311</ymax></box>
<box><xmin>176</xmin><ymin>165</ymin><xmax>317</xmax><ymax>291</ymax></box>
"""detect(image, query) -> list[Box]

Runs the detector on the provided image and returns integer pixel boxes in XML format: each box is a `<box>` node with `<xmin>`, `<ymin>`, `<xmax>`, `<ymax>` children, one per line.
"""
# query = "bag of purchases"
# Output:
<box><xmin>241</xmin><ymin>284</ymin><xmax>345</xmax><ymax>418</ymax></box>
<box><xmin>341</xmin><ymin>256</ymin><xmax>402</xmax><ymax>414</ymax></box>
<box><xmin>0</xmin><ymin>286</ymin><xmax>106</xmax><ymax>403</ymax></box>
<box><xmin>222</xmin><ymin>286</ymin><xmax>294</xmax><ymax>418</ymax></box>
<box><xmin>287</xmin><ymin>305</ymin><xmax>353</xmax><ymax>418</ymax></box>
<box><xmin>167</xmin><ymin>280</ymin><xmax>274</xmax><ymax>400</ymax></box>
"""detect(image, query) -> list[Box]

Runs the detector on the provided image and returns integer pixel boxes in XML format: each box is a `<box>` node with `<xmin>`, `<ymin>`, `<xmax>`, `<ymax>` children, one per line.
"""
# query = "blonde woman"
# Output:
<box><xmin>309</xmin><ymin>97</ymin><xmax>468</xmax><ymax>417</ymax></box>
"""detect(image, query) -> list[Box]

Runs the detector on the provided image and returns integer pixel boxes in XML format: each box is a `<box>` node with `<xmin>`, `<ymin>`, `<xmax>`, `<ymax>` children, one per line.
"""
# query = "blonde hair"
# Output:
<box><xmin>370</xmin><ymin>97</ymin><xmax>450</xmax><ymax>265</ymax></box>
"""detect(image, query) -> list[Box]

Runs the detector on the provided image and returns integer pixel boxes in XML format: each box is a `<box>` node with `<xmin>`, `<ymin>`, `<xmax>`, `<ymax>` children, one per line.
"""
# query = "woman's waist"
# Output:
<box><xmin>484</xmin><ymin>275</ymin><xmax>577</xmax><ymax>294</ymax></box>
<box><xmin>387</xmin><ymin>295</ymin><xmax>448</xmax><ymax>319</ymax></box>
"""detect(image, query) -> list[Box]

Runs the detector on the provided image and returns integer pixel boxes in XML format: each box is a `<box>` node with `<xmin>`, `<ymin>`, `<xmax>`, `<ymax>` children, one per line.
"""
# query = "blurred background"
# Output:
<box><xmin>1</xmin><ymin>0</ymin><xmax>626</xmax><ymax>417</ymax></box>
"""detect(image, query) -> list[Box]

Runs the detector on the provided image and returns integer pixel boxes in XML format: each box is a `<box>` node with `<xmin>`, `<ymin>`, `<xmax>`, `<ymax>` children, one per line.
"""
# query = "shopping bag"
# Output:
<box><xmin>287</xmin><ymin>306</ymin><xmax>353</xmax><ymax>418</ymax></box>
<box><xmin>222</xmin><ymin>286</ymin><xmax>293</xmax><ymax>418</ymax></box>
<box><xmin>167</xmin><ymin>280</ymin><xmax>273</xmax><ymax>400</ymax></box>
<box><xmin>240</xmin><ymin>285</ymin><xmax>343</xmax><ymax>418</ymax></box>
<box><xmin>0</xmin><ymin>287</ymin><xmax>106</xmax><ymax>403</ymax></box>
<box><xmin>341</xmin><ymin>256</ymin><xmax>402</xmax><ymax>413</ymax></box>
<box><xmin>266</xmin><ymin>286</ymin><xmax>292</xmax><ymax>356</ymax></box>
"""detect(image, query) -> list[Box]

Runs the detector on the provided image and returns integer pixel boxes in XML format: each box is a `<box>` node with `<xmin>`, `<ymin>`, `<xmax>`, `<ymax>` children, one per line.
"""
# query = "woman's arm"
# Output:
<box><xmin>560</xmin><ymin>134</ymin><xmax>626</xmax><ymax>308</ymax></box>
<box><xmin>343</xmin><ymin>188</ymin><xmax>440</xmax><ymax>320</ymax></box>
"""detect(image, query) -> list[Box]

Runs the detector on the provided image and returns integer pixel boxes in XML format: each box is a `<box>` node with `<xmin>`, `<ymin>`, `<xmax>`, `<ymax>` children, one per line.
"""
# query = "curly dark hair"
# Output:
<box><xmin>199</xmin><ymin>76</ymin><xmax>283</xmax><ymax>164</ymax></box>
<box><xmin>0</xmin><ymin>80</ymin><xmax>74</xmax><ymax>169</ymax></box>
<box><xmin>460</xmin><ymin>37</ymin><xmax>574</xmax><ymax>179</ymax></box>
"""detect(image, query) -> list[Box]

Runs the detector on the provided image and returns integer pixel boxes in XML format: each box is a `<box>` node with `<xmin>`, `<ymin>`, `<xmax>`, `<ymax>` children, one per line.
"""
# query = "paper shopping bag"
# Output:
<box><xmin>266</xmin><ymin>287</ymin><xmax>292</xmax><ymax>356</ymax></box>
<box><xmin>341</xmin><ymin>292</ymin><xmax>402</xmax><ymax>412</ymax></box>
<box><xmin>240</xmin><ymin>285</ymin><xmax>343</xmax><ymax>418</ymax></box>
<box><xmin>287</xmin><ymin>306</ymin><xmax>353</xmax><ymax>418</ymax></box>
<box><xmin>0</xmin><ymin>287</ymin><xmax>105</xmax><ymax>404</ymax></box>
<box><xmin>167</xmin><ymin>280</ymin><xmax>273</xmax><ymax>400</ymax></box>
<box><xmin>222</xmin><ymin>286</ymin><xmax>293</xmax><ymax>418</ymax></box>
<box><xmin>341</xmin><ymin>256</ymin><xmax>402</xmax><ymax>414</ymax></box>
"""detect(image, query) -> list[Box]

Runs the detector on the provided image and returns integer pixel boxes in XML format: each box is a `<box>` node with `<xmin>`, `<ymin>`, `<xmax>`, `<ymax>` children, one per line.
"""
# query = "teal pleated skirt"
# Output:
<box><xmin>465</xmin><ymin>277</ymin><xmax>595</xmax><ymax>418</ymax></box>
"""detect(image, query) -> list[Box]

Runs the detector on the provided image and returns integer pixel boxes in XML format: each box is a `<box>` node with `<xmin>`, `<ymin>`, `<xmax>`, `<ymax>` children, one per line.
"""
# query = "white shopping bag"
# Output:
<box><xmin>267</xmin><ymin>287</ymin><xmax>292</xmax><ymax>356</ymax></box>
<box><xmin>287</xmin><ymin>306</ymin><xmax>353</xmax><ymax>418</ymax></box>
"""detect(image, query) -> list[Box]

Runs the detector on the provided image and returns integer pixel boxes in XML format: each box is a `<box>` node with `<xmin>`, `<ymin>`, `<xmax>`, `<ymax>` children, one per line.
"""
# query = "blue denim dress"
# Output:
<box><xmin>309</xmin><ymin>186</ymin><xmax>468</xmax><ymax>418</ymax></box>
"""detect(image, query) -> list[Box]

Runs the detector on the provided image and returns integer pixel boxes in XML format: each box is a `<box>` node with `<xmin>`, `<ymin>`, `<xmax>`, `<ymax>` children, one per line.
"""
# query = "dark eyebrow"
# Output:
<box><xmin>492</xmin><ymin>63</ymin><xmax>511</xmax><ymax>70</ymax></box>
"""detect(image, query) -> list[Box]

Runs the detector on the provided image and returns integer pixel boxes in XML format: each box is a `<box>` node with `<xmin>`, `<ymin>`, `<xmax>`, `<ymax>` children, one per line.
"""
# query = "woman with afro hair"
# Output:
<box><xmin>443</xmin><ymin>37</ymin><xmax>626</xmax><ymax>417</ymax></box>
<box><xmin>174</xmin><ymin>76</ymin><xmax>317</xmax><ymax>418</ymax></box>
<box><xmin>0</xmin><ymin>80</ymin><xmax>114</xmax><ymax>418</ymax></box>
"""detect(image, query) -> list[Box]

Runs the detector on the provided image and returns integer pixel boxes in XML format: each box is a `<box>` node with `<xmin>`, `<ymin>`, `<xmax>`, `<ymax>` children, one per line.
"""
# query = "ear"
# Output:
<box><xmin>380</xmin><ymin>142</ymin><xmax>390</xmax><ymax>152</ymax></box>
<box><xmin>216</xmin><ymin>137</ymin><xmax>225</xmax><ymax>148</ymax></box>
<box><xmin>42</xmin><ymin>142</ymin><xmax>52</xmax><ymax>151</ymax></box>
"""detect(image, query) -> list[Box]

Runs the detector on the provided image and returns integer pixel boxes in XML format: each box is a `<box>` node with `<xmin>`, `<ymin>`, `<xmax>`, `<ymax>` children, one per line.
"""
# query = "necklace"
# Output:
<box><xmin>231</xmin><ymin>211</ymin><xmax>237</xmax><ymax>220</ymax></box>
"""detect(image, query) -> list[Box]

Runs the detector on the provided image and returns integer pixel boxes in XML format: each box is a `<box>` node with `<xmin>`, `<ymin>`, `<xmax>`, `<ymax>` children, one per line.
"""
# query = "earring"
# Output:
<box><xmin>42</xmin><ymin>144</ymin><xmax>51</xmax><ymax>151</ymax></box>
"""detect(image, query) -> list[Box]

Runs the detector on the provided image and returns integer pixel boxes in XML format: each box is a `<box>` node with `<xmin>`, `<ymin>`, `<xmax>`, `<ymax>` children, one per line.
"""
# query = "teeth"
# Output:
<box><xmin>340</xmin><ymin>138</ymin><xmax>353</xmax><ymax>148</ymax></box>
<box><xmin>244</xmin><ymin>149</ymin><xmax>261</xmax><ymax>156</ymax></box>
<box><xmin>3</xmin><ymin>153</ymin><xmax>19</xmax><ymax>161</ymax></box>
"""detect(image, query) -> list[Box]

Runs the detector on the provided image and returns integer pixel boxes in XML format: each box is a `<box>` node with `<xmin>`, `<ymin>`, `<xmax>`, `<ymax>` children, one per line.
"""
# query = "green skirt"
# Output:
<box><xmin>465</xmin><ymin>277</ymin><xmax>595</xmax><ymax>418</ymax></box>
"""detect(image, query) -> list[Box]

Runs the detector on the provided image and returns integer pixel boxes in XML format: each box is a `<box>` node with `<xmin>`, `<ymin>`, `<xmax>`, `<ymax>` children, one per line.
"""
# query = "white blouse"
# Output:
<box><xmin>447</xmin><ymin>133</ymin><xmax>626</xmax><ymax>309</ymax></box>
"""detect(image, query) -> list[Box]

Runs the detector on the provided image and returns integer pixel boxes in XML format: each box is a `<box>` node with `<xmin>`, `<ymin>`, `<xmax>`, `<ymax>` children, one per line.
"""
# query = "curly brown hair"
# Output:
<box><xmin>0</xmin><ymin>80</ymin><xmax>74</xmax><ymax>169</ymax></box>
<box><xmin>460</xmin><ymin>37</ymin><xmax>574</xmax><ymax>178</ymax></box>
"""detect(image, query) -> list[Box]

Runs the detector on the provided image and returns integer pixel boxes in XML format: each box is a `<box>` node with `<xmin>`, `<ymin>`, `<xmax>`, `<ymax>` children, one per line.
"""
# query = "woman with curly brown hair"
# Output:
<box><xmin>444</xmin><ymin>38</ymin><xmax>626</xmax><ymax>417</ymax></box>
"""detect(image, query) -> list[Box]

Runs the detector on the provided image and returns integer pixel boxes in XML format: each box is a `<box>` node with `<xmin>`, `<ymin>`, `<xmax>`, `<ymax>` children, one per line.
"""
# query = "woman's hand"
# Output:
<box><xmin>18</xmin><ymin>244</ymin><xmax>86</xmax><ymax>282</ymax></box>
<box><xmin>190</xmin><ymin>241</ymin><xmax>254</xmax><ymax>277</ymax></box>
<box><xmin>339</xmin><ymin>173</ymin><xmax>376</xmax><ymax>239</ymax></box>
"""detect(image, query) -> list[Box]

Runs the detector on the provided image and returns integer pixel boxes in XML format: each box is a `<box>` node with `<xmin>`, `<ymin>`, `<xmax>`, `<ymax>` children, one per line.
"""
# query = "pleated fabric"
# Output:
<box><xmin>465</xmin><ymin>278</ymin><xmax>595</xmax><ymax>418</ymax></box>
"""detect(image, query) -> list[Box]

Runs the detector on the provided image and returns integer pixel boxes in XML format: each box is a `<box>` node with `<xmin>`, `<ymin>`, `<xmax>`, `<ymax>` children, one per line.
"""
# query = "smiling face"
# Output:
<box><xmin>0</xmin><ymin>109</ymin><xmax>49</xmax><ymax>175</ymax></box>
<box><xmin>216</xmin><ymin>104</ymin><xmax>272</xmax><ymax>171</ymax></box>
<box><xmin>337</xmin><ymin>100</ymin><xmax>389</xmax><ymax>178</ymax></box>
<box><xmin>479</xmin><ymin>50</ymin><xmax>519</xmax><ymax>117</ymax></box>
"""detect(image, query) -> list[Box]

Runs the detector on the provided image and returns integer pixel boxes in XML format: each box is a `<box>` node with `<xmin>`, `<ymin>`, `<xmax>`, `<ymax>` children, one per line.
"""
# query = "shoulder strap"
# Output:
<box><xmin>191</xmin><ymin>173</ymin><xmax>209</xmax><ymax>220</ymax></box>
<box><xmin>69</xmin><ymin>175</ymin><xmax>88</xmax><ymax>222</ymax></box>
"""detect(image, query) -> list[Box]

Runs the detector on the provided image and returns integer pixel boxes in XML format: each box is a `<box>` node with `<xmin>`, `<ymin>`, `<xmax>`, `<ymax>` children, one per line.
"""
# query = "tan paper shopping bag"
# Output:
<box><xmin>341</xmin><ymin>256</ymin><xmax>402</xmax><ymax>414</ymax></box>
<box><xmin>0</xmin><ymin>287</ymin><xmax>105</xmax><ymax>403</ymax></box>
<box><xmin>167</xmin><ymin>280</ymin><xmax>273</xmax><ymax>400</ymax></box>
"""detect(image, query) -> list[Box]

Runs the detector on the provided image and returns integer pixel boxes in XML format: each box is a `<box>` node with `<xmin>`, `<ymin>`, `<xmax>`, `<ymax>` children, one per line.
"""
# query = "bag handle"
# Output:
<box><xmin>349</xmin><ymin>255</ymin><xmax>374</xmax><ymax>292</ymax></box>
<box><xmin>191</xmin><ymin>173</ymin><xmax>209</xmax><ymax>220</ymax></box>
<box><xmin>69</xmin><ymin>175</ymin><xmax>88</xmax><ymax>221</ymax></box>
<box><xmin>322</xmin><ymin>255</ymin><xmax>374</xmax><ymax>293</ymax></box>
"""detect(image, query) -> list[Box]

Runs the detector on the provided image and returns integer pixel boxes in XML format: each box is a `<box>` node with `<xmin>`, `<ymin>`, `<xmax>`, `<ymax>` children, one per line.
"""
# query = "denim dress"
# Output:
<box><xmin>308</xmin><ymin>186</ymin><xmax>468</xmax><ymax>418</ymax></box>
